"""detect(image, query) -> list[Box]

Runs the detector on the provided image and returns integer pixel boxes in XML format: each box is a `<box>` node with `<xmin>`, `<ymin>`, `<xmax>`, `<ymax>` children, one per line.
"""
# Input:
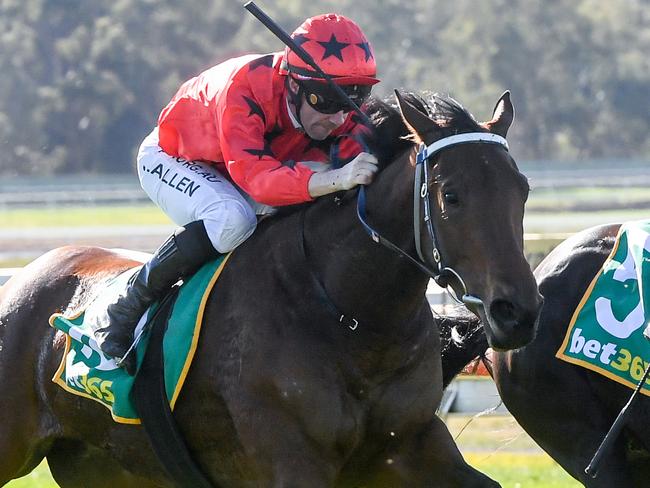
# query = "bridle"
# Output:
<box><xmin>356</xmin><ymin>132</ymin><xmax>509</xmax><ymax>312</ymax></box>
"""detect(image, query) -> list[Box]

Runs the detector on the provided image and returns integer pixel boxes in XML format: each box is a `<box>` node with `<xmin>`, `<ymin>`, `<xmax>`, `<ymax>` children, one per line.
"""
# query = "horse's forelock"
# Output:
<box><xmin>424</xmin><ymin>94</ymin><xmax>487</xmax><ymax>136</ymax></box>
<box><xmin>362</xmin><ymin>93</ymin><xmax>488</xmax><ymax>166</ymax></box>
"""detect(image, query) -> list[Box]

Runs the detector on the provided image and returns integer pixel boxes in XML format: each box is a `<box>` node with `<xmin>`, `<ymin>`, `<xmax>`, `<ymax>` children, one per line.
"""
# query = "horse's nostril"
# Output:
<box><xmin>490</xmin><ymin>299</ymin><xmax>517</xmax><ymax>325</ymax></box>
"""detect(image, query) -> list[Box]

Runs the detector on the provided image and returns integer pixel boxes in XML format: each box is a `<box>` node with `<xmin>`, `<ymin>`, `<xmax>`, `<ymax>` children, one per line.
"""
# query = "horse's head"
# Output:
<box><xmin>396</xmin><ymin>90</ymin><xmax>543</xmax><ymax>350</ymax></box>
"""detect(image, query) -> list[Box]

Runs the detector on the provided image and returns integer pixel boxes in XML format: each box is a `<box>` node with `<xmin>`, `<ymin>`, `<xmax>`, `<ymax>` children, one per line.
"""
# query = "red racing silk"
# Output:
<box><xmin>157</xmin><ymin>52</ymin><xmax>370</xmax><ymax>206</ymax></box>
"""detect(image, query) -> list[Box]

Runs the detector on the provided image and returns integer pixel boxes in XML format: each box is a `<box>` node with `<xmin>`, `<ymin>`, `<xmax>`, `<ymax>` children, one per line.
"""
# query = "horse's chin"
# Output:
<box><xmin>480</xmin><ymin>307</ymin><xmax>541</xmax><ymax>351</ymax></box>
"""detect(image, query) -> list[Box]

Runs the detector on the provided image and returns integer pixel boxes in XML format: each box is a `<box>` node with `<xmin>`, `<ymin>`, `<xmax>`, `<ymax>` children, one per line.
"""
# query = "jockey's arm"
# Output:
<box><xmin>220</xmin><ymin>89</ymin><xmax>378</xmax><ymax>205</ymax></box>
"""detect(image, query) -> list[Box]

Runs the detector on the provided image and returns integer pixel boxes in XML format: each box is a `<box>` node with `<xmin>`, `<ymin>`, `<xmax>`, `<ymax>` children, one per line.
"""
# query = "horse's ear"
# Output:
<box><xmin>395</xmin><ymin>89</ymin><xmax>436</xmax><ymax>144</ymax></box>
<box><xmin>484</xmin><ymin>91</ymin><xmax>514</xmax><ymax>138</ymax></box>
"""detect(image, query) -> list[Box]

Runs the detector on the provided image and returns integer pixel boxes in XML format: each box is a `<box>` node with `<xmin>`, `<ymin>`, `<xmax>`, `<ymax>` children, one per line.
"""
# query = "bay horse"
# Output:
<box><xmin>0</xmin><ymin>91</ymin><xmax>542</xmax><ymax>487</ymax></box>
<box><xmin>488</xmin><ymin>223</ymin><xmax>650</xmax><ymax>487</ymax></box>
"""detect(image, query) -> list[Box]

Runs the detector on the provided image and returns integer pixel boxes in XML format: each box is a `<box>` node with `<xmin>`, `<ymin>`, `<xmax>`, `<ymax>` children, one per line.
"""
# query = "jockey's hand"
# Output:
<box><xmin>308</xmin><ymin>152</ymin><xmax>379</xmax><ymax>198</ymax></box>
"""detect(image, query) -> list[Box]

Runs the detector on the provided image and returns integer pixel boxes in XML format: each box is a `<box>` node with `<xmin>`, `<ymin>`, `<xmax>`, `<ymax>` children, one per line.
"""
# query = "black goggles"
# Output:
<box><xmin>297</xmin><ymin>80</ymin><xmax>372</xmax><ymax>114</ymax></box>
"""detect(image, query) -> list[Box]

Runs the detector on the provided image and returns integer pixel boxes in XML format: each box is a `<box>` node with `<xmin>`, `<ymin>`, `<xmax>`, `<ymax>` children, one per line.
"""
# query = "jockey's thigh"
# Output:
<box><xmin>136</xmin><ymin>129</ymin><xmax>257</xmax><ymax>253</ymax></box>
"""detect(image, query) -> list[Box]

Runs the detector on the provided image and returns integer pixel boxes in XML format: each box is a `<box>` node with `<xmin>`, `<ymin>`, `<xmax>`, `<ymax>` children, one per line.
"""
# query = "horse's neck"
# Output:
<box><xmin>304</xmin><ymin>150</ymin><xmax>429</xmax><ymax>334</ymax></box>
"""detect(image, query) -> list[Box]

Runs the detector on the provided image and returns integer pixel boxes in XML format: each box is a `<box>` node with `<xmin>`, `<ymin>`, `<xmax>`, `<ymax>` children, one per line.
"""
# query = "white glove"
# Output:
<box><xmin>308</xmin><ymin>152</ymin><xmax>379</xmax><ymax>198</ymax></box>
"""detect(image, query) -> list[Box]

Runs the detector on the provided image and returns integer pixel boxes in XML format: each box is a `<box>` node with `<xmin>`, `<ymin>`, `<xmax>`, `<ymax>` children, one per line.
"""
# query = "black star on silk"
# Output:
<box><xmin>356</xmin><ymin>42</ymin><xmax>373</xmax><ymax>62</ymax></box>
<box><xmin>280</xmin><ymin>160</ymin><xmax>296</xmax><ymax>169</ymax></box>
<box><xmin>244</xmin><ymin>141</ymin><xmax>275</xmax><ymax>159</ymax></box>
<box><xmin>248</xmin><ymin>54</ymin><xmax>274</xmax><ymax>71</ymax></box>
<box><xmin>317</xmin><ymin>34</ymin><xmax>349</xmax><ymax>62</ymax></box>
<box><xmin>242</xmin><ymin>96</ymin><xmax>266</xmax><ymax>125</ymax></box>
<box><xmin>264</xmin><ymin>123</ymin><xmax>283</xmax><ymax>145</ymax></box>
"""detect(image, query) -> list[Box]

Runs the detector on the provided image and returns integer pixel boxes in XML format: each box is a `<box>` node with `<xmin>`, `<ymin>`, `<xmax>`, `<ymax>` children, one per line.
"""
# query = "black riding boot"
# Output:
<box><xmin>96</xmin><ymin>220</ymin><xmax>219</xmax><ymax>375</ymax></box>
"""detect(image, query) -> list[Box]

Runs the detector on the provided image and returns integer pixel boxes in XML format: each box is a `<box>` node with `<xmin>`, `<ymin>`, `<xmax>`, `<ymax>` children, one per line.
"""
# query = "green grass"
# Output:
<box><xmin>465</xmin><ymin>453</ymin><xmax>581</xmax><ymax>488</ymax></box>
<box><xmin>6</xmin><ymin>462</ymin><xmax>57</xmax><ymax>487</ymax></box>
<box><xmin>0</xmin><ymin>204</ymin><xmax>171</xmax><ymax>228</ymax></box>
<box><xmin>446</xmin><ymin>415</ymin><xmax>581</xmax><ymax>487</ymax></box>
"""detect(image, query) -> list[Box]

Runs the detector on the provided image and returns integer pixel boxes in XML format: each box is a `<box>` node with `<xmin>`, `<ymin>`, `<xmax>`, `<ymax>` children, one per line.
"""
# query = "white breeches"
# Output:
<box><xmin>136</xmin><ymin>128</ymin><xmax>266</xmax><ymax>253</ymax></box>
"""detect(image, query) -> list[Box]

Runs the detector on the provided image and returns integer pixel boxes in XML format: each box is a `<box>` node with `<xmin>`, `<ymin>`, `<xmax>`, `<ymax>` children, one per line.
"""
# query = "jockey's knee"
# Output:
<box><xmin>202</xmin><ymin>201</ymin><xmax>257</xmax><ymax>253</ymax></box>
<box><xmin>174</xmin><ymin>220</ymin><xmax>219</xmax><ymax>261</ymax></box>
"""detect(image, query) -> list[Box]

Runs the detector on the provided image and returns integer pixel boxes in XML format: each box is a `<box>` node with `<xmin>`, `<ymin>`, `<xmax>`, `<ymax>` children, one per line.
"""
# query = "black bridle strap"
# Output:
<box><xmin>299</xmin><ymin>210</ymin><xmax>361</xmax><ymax>330</ymax></box>
<box><xmin>357</xmin><ymin>132</ymin><xmax>509</xmax><ymax>305</ymax></box>
<box><xmin>413</xmin><ymin>132</ymin><xmax>509</xmax><ymax>274</ymax></box>
<box><xmin>414</xmin><ymin>150</ymin><xmax>442</xmax><ymax>274</ymax></box>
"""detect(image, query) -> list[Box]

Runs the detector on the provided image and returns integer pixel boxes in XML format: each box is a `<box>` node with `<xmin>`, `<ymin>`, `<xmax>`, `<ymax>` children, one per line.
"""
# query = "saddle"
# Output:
<box><xmin>557</xmin><ymin>219</ymin><xmax>650</xmax><ymax>394</ymax></box>
<box><xmin>49</xmin><ymin>255</ymin><xmax>229</xmax><ymax>423</ymax></box>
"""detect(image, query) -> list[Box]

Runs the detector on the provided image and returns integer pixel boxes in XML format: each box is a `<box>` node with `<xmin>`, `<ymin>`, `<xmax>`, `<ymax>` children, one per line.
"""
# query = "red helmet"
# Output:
<box><xmin>280</xmin><ymin>13</ymin><xmax>379</xmax><ymax>86</ymax></box>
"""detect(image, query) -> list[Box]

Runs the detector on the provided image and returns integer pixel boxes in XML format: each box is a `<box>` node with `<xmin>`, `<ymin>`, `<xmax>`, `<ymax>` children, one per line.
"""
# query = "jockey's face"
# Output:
<box><xmin>300</xmin><ymin>101</ymin><xmax>347</xmax><ymax>140</ymax></box>
<box><xmin>288</xmin><ymin>78</ymin><xmax>347</xmax><ymax>140</ymax></box>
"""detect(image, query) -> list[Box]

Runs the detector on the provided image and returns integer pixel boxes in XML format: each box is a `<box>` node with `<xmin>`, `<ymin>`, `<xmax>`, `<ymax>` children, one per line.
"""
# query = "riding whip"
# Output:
<box><xmin>584</xmin><ymin>359</ymin><xmax>650</xmax><ymax>478</ymax></box>
<box><xmin>243</xmin><ymin>1</ymin><xmax>372</xmax><ymax>126</ymax></box>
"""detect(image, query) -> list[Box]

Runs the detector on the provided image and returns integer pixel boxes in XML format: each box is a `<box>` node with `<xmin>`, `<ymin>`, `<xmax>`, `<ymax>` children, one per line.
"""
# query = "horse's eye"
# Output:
<box><xmin>444</xmin><ymin>192</ymin><xmax>459</xmax><ymax>205</ymax></box>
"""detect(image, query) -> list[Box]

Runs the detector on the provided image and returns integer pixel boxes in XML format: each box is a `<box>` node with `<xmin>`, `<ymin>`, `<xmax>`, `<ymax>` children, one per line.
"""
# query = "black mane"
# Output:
<box><xmin>420</xmin><ymin>94</ymin><xmax>486</xmax><ymax>135</ymax></box>
<box><xmin>363</xmin><ymin>92</ymin><xmax>486</xmax><ymax>165</ymax></box>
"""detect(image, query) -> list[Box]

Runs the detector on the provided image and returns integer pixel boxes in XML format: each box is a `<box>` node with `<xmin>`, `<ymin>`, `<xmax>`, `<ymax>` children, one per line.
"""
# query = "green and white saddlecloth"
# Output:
<box><xmin>49</xmin><ymin>254</ymin><xmax>229</xmax><ymax>424</ymax></box>
<box><xmin>557</xmin><ymin>220</ymin><xmax>650</xmax><ymax>394</ymax></box>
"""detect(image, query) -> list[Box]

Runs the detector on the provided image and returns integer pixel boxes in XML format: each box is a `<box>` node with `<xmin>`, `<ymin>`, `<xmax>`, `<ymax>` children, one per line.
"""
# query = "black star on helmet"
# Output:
<box><xmin>293</xmin><ymin>34</ymin><xmax>310</xmax><ymax>47</ymax></box>
<box><xmin>356</xmin><ymin>42</ymin><xmax>373</xmax><ymax>62</ymax></box>
<box><xmin>317</xmin><ymin>34</ymin><xmax>350</xmax><ymax>62</ymax></box>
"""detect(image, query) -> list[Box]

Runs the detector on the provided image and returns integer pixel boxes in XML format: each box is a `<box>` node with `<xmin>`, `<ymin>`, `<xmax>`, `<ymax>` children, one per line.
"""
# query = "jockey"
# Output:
<box><xmin>96</xmin><ymin>13</ymin><xmax>381</xmax><ymax>373</ymax></box>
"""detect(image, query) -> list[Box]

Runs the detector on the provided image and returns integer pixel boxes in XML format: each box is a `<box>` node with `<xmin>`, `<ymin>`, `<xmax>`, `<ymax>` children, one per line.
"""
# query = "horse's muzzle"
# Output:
<box><xmin>484</xmin><ymin>293</ymin><xmax>544</xmax><ymax>351</ymax></box>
